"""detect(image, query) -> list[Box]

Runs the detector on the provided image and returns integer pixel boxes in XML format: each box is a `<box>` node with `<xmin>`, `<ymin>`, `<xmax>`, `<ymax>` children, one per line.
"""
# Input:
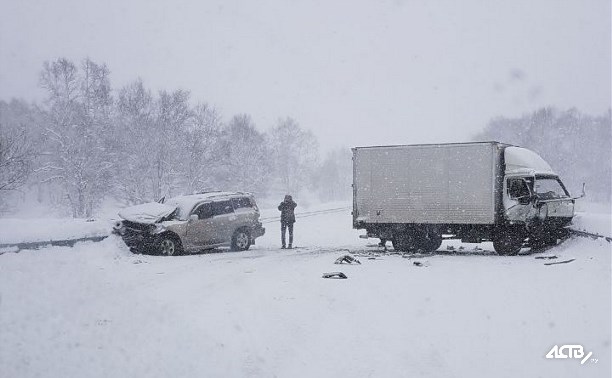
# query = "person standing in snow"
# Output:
<box><xmin>278</xmin><ymin>194</ymin><xmax>297</xmax><ymax>249</ymax></box>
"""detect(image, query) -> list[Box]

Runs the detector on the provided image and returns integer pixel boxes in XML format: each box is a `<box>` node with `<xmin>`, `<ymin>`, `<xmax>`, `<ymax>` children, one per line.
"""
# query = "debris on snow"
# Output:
<box><xmin>544</xmin><ymin>258</ymin><xmax>576</xmax><ymax>266</ymax></box>
<box><xmin>334</xmin><ymin>255</ymin><xmax>361</xmax><ymax>264</ymax></box>
<box><xmin>535</xmin><ymin>255</ymin><xmax>558</xmax><ymax>260</ymax></box>
<box><xmin>322</xmin><ymin>272</ymin><xmax>348</xmax><ymax>279</ymax></box>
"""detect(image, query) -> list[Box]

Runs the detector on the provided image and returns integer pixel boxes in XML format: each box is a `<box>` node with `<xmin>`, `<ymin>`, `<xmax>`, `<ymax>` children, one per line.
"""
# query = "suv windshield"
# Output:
<box><xmin>534</xmin><ymin>177</ymin><xmax>569</xmax><ymax>200</ymax></box>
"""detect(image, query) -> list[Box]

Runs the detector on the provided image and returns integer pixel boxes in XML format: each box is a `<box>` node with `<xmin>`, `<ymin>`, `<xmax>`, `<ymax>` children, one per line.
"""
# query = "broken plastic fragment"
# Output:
<box><xmin>334</xmin><ymin>255</ymin><xmax>361</xmax><ymax>265</ymax></box>
<box><xmin>322</xmin><ymin>272</ymin><xmax>348</xmax><ymax>279</ymax></box>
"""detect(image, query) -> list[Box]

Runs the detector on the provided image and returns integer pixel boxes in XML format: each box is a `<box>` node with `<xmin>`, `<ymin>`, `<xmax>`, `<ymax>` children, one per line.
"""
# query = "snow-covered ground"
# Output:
<box><xmin>0</xmin><ymin>203</ymin><xmax>610</xmax><ymax>377</ymax></box>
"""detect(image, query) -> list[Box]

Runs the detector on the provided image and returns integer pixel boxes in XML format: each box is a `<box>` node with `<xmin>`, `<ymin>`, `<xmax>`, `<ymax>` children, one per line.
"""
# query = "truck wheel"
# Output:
<box><xmin>420</xmin><ymin>231</ymin><xmax>442</xmax><ymax>253</ymax></box>
<box><xmin>529</xmin><ymin>231</ymin><xmax>557</xmax><ymax>250</ymax></box>
<box><xmin>493</xmin><ymin>229</ymin><xmax>524</xmax><ymax>256</ymax></box>
<box><xmin>392</xmin><ymin>233</ymin><xmax>414</xmax><ymax>252</ymax></box>
<box><xmin>231</xmin><ymin>228</ymin><xmax>251</xmax><ymax>251</ymax></box>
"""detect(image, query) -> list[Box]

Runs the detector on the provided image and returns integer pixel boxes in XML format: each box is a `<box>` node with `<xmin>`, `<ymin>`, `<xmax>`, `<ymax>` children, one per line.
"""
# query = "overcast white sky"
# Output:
<box><xmin>1</xmin><ymin>0</ymin><xmax>610</xmax><ymax>151</ymax></box>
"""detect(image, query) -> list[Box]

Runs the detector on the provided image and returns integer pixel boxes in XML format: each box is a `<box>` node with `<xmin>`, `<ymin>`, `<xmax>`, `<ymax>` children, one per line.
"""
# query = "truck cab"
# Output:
<box><xmin>501</xmin><ymin>147</ymin><xmax>575</xmax><ymax>251</ymax></box>
<box><xmin>503</xmin><ymin>147</ymin><xmax>574</xmax><ymax>222</ymax></box>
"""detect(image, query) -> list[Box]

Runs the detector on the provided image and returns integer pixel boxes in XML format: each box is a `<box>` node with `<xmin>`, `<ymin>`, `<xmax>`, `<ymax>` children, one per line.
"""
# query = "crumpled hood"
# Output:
<box><xmin>118</xmin><ymin>202</ymin><xmax>177</xmax><ymax>224</ymax></box>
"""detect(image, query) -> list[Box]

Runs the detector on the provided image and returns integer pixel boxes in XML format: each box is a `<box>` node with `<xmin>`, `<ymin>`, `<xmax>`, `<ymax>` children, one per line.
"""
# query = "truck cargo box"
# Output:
<box><xmin>352</xmin><ymin>142</ymin><xmax>505</xmax><ymax>226</ymax></box>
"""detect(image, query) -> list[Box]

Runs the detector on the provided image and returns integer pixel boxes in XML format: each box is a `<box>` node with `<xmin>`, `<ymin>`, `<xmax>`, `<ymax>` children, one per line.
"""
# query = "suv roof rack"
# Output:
<box><xmin>194</xmin><ymin>190</ymin><xmax>223</xmax><ymax>194</ymax></box>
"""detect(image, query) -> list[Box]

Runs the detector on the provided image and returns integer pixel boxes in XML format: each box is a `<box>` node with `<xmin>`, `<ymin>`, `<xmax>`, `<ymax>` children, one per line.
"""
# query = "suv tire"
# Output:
<box><xmin>157</xmin><ymin>234</ymin><xmax>182</xmax><ymax>256</ymax></box>
<box><xmin>231</xmin><ymin>228</ymin><xmax>251</xmax><ymax>251</ymax></box>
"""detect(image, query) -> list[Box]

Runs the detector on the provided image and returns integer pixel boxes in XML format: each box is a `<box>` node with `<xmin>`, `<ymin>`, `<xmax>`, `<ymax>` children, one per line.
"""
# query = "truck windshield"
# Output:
<box><xmin>534</xmin><ymin>177</ymin><xmax>569</xmax><ymax>200</ymax></box>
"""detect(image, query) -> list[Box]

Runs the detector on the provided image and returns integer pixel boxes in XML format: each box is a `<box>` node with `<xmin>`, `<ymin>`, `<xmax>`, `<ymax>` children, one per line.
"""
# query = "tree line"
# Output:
<box><xmin>474</xmin><ymin>107</ymin><xmax>611</xmax><ymax>202</ymax></box>
<box><xmin>0</xmin><ymin>58</ymin><xmax>352</xmax><ymax>217</ymax></box>
<box><xmin>1</xmin><ymin>57</ymin><xmax>609</xmax><ymax>217</ymax></box>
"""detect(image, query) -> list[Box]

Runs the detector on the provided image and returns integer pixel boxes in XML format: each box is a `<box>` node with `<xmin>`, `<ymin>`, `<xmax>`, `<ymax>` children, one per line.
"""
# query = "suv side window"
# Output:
<box><xmin>212</xmin><ymin>200</ymin><xmax>234</xmax><ymax>216</ymax></box>
<box><xmin>194</xmin><ymin>203</ymin><xmax>214</xmax><ymax>219</ymax></box>
<box><xmin>231</xmin><ymin>197</ymin><xmax>253</xmax><ymax>210</ymax></box>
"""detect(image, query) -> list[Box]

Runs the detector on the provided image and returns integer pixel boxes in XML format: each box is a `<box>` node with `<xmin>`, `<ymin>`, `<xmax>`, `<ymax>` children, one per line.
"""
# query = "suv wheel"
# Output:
<box><xmin>231</xmin><ymin>229</ymin><xmax>251</xmax><ymax>251</ymax></box>
<box><xmin>157</xmin><ymin>235</ymin><xmax>182</xmax><ymax>256</ymax></box>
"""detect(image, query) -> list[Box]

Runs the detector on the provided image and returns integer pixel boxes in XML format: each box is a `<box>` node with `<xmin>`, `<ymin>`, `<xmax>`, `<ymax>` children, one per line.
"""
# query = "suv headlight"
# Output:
<box><xmin>150</xmin><ymin>224</ymin><xmax>167</xmax><ymax>234</ymax></box>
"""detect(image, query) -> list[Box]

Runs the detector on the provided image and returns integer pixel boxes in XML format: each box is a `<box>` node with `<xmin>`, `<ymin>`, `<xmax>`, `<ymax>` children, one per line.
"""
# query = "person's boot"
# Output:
<box><xmin>281</xmin><ymin>244</ymin><xmax>286</xmax><ymax>249</ymax></box>
<box><xmin>287</xmin><ymin>244</ymin><xmax>292</xmax><ymax>249</ymax></box>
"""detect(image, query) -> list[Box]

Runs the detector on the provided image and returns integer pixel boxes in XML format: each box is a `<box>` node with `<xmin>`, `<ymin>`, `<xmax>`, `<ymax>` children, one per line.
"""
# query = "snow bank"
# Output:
<box><xmin>0</xmin><ymin>218</ymin><xmax>112</xmax><ymax>244</ymax></box>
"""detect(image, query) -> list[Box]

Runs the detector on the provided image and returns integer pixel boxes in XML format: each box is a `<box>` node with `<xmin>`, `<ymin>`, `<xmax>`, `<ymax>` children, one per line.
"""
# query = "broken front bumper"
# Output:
<box><xmin>113</xmin><ymin>225</ymin><xmax>157</xmax><ymax>253</ymax></box>
<box><xmin>251</xmin><ymin>224</ymin><xmax>265</xmax><ymax>243</ymax></box>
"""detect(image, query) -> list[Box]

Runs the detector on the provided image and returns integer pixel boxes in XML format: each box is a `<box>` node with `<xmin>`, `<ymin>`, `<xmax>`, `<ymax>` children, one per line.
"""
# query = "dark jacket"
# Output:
<box><xmin>278</xmin><ymin>199</ymin><xmax>297</xmax><ymax>225</ymax></box>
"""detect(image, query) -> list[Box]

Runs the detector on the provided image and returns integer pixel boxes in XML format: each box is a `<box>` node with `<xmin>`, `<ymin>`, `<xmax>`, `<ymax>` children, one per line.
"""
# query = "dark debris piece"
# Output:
<box><xmin>334</xmin><ymin>255</ymin><xmax>361</xmax><ymax>265</ymax></box>
<box><xmin>413</xmin><ymin>261</ymin><xmax>423</xmax><ymax>267</ymax></box>
<box><xmin>322</xmin><ymin>272</ymin><xmax>348</xmax><ymax>279</ymax></box>
<box><xmin>544</xmin><ymin>258</ymin><xmax>576</xmax><ymax>266</ymax></box>
<box><xmin>535</xmin><ymin>255</ymin><xmax>558</xmax><ymax>260</ymax></box>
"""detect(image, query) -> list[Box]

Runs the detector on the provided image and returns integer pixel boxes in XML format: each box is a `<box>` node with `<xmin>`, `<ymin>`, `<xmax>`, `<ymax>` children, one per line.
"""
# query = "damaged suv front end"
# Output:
<box><xmin>113</xmin><ymin>192</ymin><xmax>265</xmax><ymax>255</ymax></box>
<box><xmin>112</xmin><ymin>202</ymin><xmax>181</xmax><ymax>254</ymax></box>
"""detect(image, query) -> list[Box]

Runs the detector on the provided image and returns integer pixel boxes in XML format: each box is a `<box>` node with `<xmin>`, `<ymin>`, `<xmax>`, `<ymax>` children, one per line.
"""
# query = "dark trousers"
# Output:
<box><xmin>281</xmin><ymin>223</ymin><xmax>294</xmax><ymax>246</ymax></box>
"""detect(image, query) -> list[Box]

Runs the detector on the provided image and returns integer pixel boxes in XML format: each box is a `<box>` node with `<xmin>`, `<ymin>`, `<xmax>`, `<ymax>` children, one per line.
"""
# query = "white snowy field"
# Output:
<box><xmin>0</xmin><ymin>203</ymin><xmax>610</xmax><ymax>377</ymax></box>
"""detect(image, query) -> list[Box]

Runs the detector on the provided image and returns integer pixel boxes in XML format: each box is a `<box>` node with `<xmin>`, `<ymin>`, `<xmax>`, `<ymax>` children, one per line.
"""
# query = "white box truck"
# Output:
<box><xmin>352</xmin><ymin>142</ymin><xmax>579</xmax><ymax>255</ymax></box>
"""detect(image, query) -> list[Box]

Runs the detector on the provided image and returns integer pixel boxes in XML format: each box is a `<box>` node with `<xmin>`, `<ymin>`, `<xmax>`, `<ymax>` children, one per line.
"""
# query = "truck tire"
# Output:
<box><xmin>420</xmin><ymin>231</ymin><xmax>443</xmax><ymax>253</ymax></box>
<box><xmin>493</xmin><ymin>228</ymin><xmax>524</xmax><ymax>256</ymax></box>
<box><xmin>529</xmin><ymin>231</ymin><xmax>558</xmax><ymax>250</ymax></box>
<box><xmin>392</xmin><ymin>233</ymin><xmax>414</xmax><ymax>252</ymax></box>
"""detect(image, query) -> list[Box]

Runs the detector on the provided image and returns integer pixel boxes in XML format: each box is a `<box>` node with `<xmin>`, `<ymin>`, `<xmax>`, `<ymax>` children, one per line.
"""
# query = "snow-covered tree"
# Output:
<box><xmin>38</xmin><ymin>58</ymin><xmax>114</xmax><ymax>217</ymax></box>
<box><xmin>179</xmin><ymin>103</ymin><xmax>223</xmax><ymax>193</ymax></box>
<box><xmin>114</xmin><ymin>79</ymin><xmax>156</xmax><ymax>204</ymax></box>
<box><xmin>217</xmin><ymin>114</ymin><xmax>271</xmax><ymax>195</ymax></box>
<box><xmin>0</xmin><ymin>100</ymin><xmax>40</xmax><ymax>196</ymax></box>
<box><xmin>0</xmin><ymin>127</ymin><xmax>33</xmax><ymax>192</ymax></box>
<box><xmin>268</xmin><ymin>117</ymin><xmax>319</xmax><ymax>195</ymax></box>
<box><xmin>150</xmin><ymin>89</ymin><xmax>193</xmax><ymax>200</ymax></box>
<box><xmin>314</xmin><ymin>148</ymin><xmax>352</xmax><ymax>201</ymax></box>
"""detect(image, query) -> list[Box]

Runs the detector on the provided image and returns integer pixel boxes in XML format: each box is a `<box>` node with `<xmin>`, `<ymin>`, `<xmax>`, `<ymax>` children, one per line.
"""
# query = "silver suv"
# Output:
<box><xmin>113</xmin><ymin>191</ymin><xmax>265</xmax><ymax>255</ymax></box>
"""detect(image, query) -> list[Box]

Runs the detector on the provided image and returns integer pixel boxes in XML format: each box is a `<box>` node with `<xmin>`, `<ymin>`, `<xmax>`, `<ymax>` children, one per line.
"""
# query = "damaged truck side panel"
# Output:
<box><xmin>352</xmin><ymin>142</ymin><xmax>576</xmax><ymax>255</ymax></box>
